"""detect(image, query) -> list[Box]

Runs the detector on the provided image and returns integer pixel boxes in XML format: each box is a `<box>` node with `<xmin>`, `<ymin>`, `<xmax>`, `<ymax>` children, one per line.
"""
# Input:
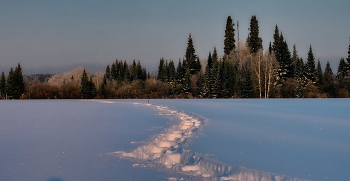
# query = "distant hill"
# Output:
<box><xmin>24</xmin><ymin>74</ymin><xmax>54</xmax><ymax>83</ymax></box>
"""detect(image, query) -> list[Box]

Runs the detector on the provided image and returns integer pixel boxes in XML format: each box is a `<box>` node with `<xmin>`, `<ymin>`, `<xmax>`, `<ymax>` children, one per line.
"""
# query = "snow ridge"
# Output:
<box><xmin>96</xmin><ymin>100</ymin><xmax>309</xmax><ymax>181</ymax></box>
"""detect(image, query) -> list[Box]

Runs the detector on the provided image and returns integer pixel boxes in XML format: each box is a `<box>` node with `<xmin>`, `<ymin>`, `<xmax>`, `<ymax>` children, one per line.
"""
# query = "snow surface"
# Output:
<box><xmin>1</xmin><ymin>99</ymin><xmax>349</xmax><ymax>181</ymax></box>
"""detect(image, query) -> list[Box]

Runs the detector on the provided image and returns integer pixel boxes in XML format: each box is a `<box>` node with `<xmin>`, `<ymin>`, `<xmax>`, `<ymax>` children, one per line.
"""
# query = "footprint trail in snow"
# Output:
<box><xmin>97</xmin><ymin>100</ymin><xmax>309</xmax><ymax>181</ymax></box>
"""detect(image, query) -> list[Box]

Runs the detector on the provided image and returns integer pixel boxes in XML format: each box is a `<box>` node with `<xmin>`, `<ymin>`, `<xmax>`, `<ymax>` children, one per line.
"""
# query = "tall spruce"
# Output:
<box><xmin>324</xmin><ymin>61</ymin><xmax>334</xmax><ymax>84</ymax></box>
<box><xmin>212</xmin><ymin>47</ymin><xmax>218</xmax><ymax>64</ymax></box>
<box><xmin>337</xmin><ymin>57</ymin><xmax>347</xmax><ymax>80</ymax></box>
<box><xmin>224</xmin><ymin>16</ymin><xmax>235</xmax><ymax>56</ymax></box>
<box><xmin>184</xmin><ymin>34</ymin><xmax>199</xmax><ymax>74</ymax></box>
<box><xmin>15</xmin><ymin>63</ymin><xmax>25</xmax><ymax>98</ymax></box>
<box><xmin>246</xmin><ymin>15</ymin><xmax>262</xmax><ymax>54</ymax></box>
<box><xmin>167</xmin><ymin>60</ymin><xmax>176</xmax><ymax>83</ymax></box>
<box><xmin>347</xmin><ymin>37</ymin><xmax>350</xmax><ymax>64</ymax></box>
<box><xmin>292</xmin><ymin>44</ymin><xmax>298</xmax><ymax>76</ymax></box>
<box><xmin>6</xmin><ymin>63</ymin><xmax>25</xmax><ymax>99</ymax></box>
<box><xmin>315</xmin><ymin>60</ymin><xmax>324</xmax><ymax>85</ymax></box>
<box><xmin>81</xmin><ymin>69</ymin><xmax>96</xmax><ymax>99</ymax></box>
<box><xmin>305</xmin><ymin>45</ymin><xmax>316</xmax><ymax>83</ymax></box>
<box><xmin>272</xmin><ymin>25</ymin><xmax>280</xmax><ymax>54</ymax></box>
<box><xmin>6</xmin><ymin>68</ymin><xmax>15</xmax><ymax>98</ymax></box>
<box><xmin>277</xmin><ymin>33</ymin><xmax>293</xmax><ymax>79</ymax></box>
<box><xmin>0</xmin><ymin>72</ymin><xmax>5</xmax><ymax>97</ymax></box>
<box><xmin>105</xmin><ymin>65</ymin><xmax>111</xmax><ymax>80</ymax></box>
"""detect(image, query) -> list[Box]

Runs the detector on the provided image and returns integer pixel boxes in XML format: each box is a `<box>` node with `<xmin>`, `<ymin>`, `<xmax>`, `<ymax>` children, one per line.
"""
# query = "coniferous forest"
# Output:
<box><xmin>1</xmin><ymin>15</ymin><xmax>350</xmax><ymax>99</ymax></box>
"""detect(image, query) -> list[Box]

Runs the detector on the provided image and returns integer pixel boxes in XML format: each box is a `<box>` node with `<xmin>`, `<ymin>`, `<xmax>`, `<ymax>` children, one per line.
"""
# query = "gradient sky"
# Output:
<box><xmin>0</xmin><ymin>0</ymin><xmax>349</xmax><ymax>74</ymax></box>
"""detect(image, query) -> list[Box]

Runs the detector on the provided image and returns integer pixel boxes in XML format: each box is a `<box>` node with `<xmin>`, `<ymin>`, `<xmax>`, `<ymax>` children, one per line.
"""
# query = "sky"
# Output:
<box><xmin>0</xmin><ymin>0</ymin><xmax>349</xmax><ymax>74</ymax></box>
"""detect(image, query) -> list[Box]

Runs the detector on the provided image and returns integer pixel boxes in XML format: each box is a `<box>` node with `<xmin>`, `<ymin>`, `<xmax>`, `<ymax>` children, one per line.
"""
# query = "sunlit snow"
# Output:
<box><xmin>1</xmin><ymin>99</ymin><xmax>349</xmax><ymax>181</ymax></box>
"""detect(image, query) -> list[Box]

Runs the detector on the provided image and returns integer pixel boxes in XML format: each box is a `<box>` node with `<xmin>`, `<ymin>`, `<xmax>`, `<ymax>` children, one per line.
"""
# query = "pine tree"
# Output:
<box><xmin>99</xmin><ymin>75</ymin><xmax>107</xmax><ymax>98</ymax></box>
<box><xmin>246</xmin><ymin>15</ymin><xmax>262</xmax><ymax>54</ymax></box>
<box><xmin>241</xmin><ymin>69</ymin><xmax>255</xmax><ymax>98</ymax></box>
<box><xmin>292</xmin><ymin>44</ymin><xmax>298</xmax><ymax>77</ymax></box>
<box><xmin>272</xmin><ymin>26</ymin><xmax>293</xmax><ymax>79</ymax></box>
<box><xmin>337</xmin><ymin>57</ymin><xmax>347</xmax><ymax>80</ymax></box>
<box><xmin>6</xmin><ymin>63</ymin><xmax>25</xmax><ymax>99</ymax></box>
<box><xmin>315</xmin><ymin>60</ymin><xmax>324</xmax><ymax>85</ymax></box>
<box><xmin>184</xmin><ymin>34</ymin><xmax>199</xmax><ymax>74</ymax></box>
<box><xmin>305</xmin><ymin>45</ymin><xmax>316</xmax><ymax>83</ymax></box>
<box><xmin>347</xmin><ymin>37</ymin><xmax>350</xmax><ymax>65</ymax></box>
<box><xmin>6</xmin><ymin>68</ymin><xmax>15</xmax><ymax>99</ymax></box>
<box><xmin>212</xmin><ymin>47</ymin><xmax>218</xmax><ymax>64</ymax></box>
<box><xmin>272</xmin><ymin>25</ymin><xmax>280</xmax><ymax>55</ymax></box>
<box><xmin>80</xmin><ymin>69</ymin><xmax>96</xmax><ymax>99</ymax></box>
<box><xmin>105</xmin><ymin>65</ymin><xmax>111</xmax><ymax>80</ymax></box>
<box><xmin>279</xmin><ymin>34</ymin><xmax>293</xmax><ymax>78</ymax></box>
<box><xmin>0</xmin><ymin>72</ymin><xmax>5</xmax><ymax>97</ymax></box>
<box><xmin>176</xmin><ymin>60</ymin><xmax>185</xmax><ymax>85</ymax></box>
<box><xmin>167</xmin><ymin>60</ymin><xmax>176</xmax><ymax>83</ymax></box>
<box><xmin>224</xmin><ymin>16</ymin><xmax>235</xmax><ymax>56</ymax></box>
<box><xmin>324</xmin><ymin>61</ymin><xmax>334</xmax><ymax>84</ymax></box>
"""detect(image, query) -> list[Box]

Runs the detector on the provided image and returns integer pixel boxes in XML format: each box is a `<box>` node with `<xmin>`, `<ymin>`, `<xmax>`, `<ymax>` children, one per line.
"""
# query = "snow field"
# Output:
<box><xmin>105</xmin><ymin>101</ymin><xmax>308</xmax><ymax>181</ymax></box>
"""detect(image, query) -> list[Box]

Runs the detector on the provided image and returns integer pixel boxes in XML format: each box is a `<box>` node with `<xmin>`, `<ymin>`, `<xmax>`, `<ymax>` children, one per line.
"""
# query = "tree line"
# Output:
<box><xmin>1</xmin><ymin>15</ymin><xmax>350</xmax><ymax>99</ymax></box>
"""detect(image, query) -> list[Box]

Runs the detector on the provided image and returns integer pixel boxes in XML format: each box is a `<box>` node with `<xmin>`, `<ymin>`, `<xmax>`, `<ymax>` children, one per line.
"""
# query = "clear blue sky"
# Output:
<box><xmin>0</xmin><ymin>0</ymin><xmax>349</xmax><ymax>74</ymax></box>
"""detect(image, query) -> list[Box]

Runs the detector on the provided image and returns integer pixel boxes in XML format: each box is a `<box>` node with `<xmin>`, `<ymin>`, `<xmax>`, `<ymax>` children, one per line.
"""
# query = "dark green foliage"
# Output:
<box><xmin>0</xmin><ymin>72</ymin><xmax>6</xmax><ymax>97</ymax></box>
<box><xmin>176</xmin><ymin>60</ymin><xmax>186</xmax><ymax>85</ymax></box>
<box><xmin>6</xmin><ymin>63</ymin><xmax>25</xmax><ymax>99</ymax></box>
<box><xmin>273</xmin><ymin>26</ymin><xmax>293</xmax><ymax>79</ymax></box>
<box><xmin>81</xmin><ymin>69</ymin><xmax>96</xmax><ymax>99</ymax></box>
<box><xmin>224</xmin><ymin>16</ymin><xmax>235</xmax><ymax>55</ymax></box>
<box><xmin>105</xmin><ymin>65</ymin><xmax>111</xmax><ymax>80</ymax></box>
<box><xmin>167</xmin><ymin>60</ymin><xmax>176</xmax><ymax>83</ymax></box>
<box><xmin>184</xmin><ymin>34</ymin><xmax>200</xmax><ymax>74</ymax></box>
<box><xmin>241</xmin><ymin>69</ymin><xmax>255</xmax><ymax>98</ymax></box>
<box><xmin>246</xmin><ymin>15</ymin><xmax>262</xmax><ymax>54</ymax></box>
<box><xmin>272</xmin><ymin>25</ymin><xmax>280</xmax><ymax>52</ymax></box>
<box><xmin>337</xmin><ymin>58</ymin><xmax>347</xmax><ymax>81</ymax></box>
<box><xmin>315</xmin><ymin>60</ymin><xmax>323</xmax><ymax>85</ymax></box>
<box><xmin>324</xmin><ymin>61</ymin><xmax>334</xmax><ymax>84</ymax></box>
<box><xmin>99</xmin><ymin>75</ymin><xmax>107</xmax><ymax>98</ymax></box>
<box><xmin>305</xmin><ymin>45</ymin><xmax>316</xmax><ymax>83</ymax></box>
<box><xmin>221</xmin><ymin>60</ymin><xmax>237</xmax><ymax>98</ymax></box>
<box><xmin>158</xmin><ymin>58</ymin><xmax>176</xmax><ymax>83</ymax></box>
<box><xmin>212</xmin><ymin>47</ymin><xmax>218</xmax><ymax>64</ymax></box>
<box><xmin>347</xmin><ymin>37</ymin><xmax>350</xmax><ymax>64</ymax></box>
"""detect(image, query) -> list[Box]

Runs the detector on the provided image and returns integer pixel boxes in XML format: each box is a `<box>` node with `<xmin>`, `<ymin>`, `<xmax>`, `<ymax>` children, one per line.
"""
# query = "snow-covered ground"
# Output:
<box><xmin>1</xmin><ymin>99</ymin><xmax>349</xmax><ymax>181</ymax></box>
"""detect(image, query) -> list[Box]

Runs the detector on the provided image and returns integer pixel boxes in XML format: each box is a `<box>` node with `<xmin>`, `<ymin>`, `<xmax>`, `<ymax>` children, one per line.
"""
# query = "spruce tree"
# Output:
<box><xmin>305</xmin><ymin>45</ymin><xmax>316</xmax><ymax>83</ymax></box>
<box><xmin>277</xmin><ymin>33</ymin><xmax>293</xmax><ymax>79</ymax></box>
<box><xmin>81</xmin><ymin>69</ymin><xmax>96</xmax><ymax>99</ymax></box>
<box><xmin>324</xmin><ymin>61</ymin><xmax>334</xmax><ymax>84</ymax></box>
<box><xmin>184</xmin><ymin>34</ymin><xmax>199</xmax><ymax>74</ymax></box>
<box><xmin>347</xmin><ymin>37</ymin><xmax>350</xmax><ymax>65</ymax></box>
<box><xmin>15</xmin><ymin>63</ymin><xmax>25</xmax><ymax>96</ymax></box>
<box><xmin>167</xmin><ymin>60</ymin><xmax>176</xmax><ymax>83</ymax></box>
<box><xmin>176</xmin><ymin>60</ymin><xmax>185</xmax><ymax>85</ymax></box>
<box><xmin>272</xmin><ymin>25</ymin><xmax>280</xmax><ymax>54</ymax></box>
<box><xmin>315</xmin><ymin>60</ymin><xmax>324</xmax><ymax>85</ymax></box>
<box><xmin>81</xmin><ymin>69</ymin><xmax>89</xmax><ymax>99</ymax></box>
<box><xmin>224</xmin><ymin>16</ymin><xmax>235</xmax><ymax>56</ymax></box>
<box><xmin>246</xmin><ymin>15</ymin><xmax>262</xmax><ymax>54</ymax></box>
<box><xmin>337</xmin><ymin>57</ymin><xmax>347</xmax><ymax>80</ymax></box>
<box><xmin>110</xmin><ymin>62</ymin><xmax>117</xmax><ymax>80</ymax></box>
<box><xmin>207</xmin><ymin>51</ymin><xmax>213</xmax><ymax>69</ymax></box>
<box><xmin>292</xmin><ymin>44</ymin><xmax>298</xmax><ymax>77</ymax></box>
<box><xmin>99</xmin><ymin>75</ymin><xmax>107</xmax><ymax>98</ymax></box>
<box><xmin>212</xmin><ymin>47</ymin><xmax>218</xmax><ymax>65</ymax></box>
<box><xmin>105</xmin><ymin>65</ymin><xmax>111</xmax><ymax>80</ymax></box>
<box><xmin>6</xmin><ymin>64</ymin><xmax>25</xmax><ymax>99</ymax></box>
<box><xmin>6</xmin><ymin>68</ymin><xmax>15</xmax><ymax>99</ymax></box>
<box><xmin>0</xmin><ymin>72</ymin><xmax>5</xmax><ymax>97</ymax></box>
